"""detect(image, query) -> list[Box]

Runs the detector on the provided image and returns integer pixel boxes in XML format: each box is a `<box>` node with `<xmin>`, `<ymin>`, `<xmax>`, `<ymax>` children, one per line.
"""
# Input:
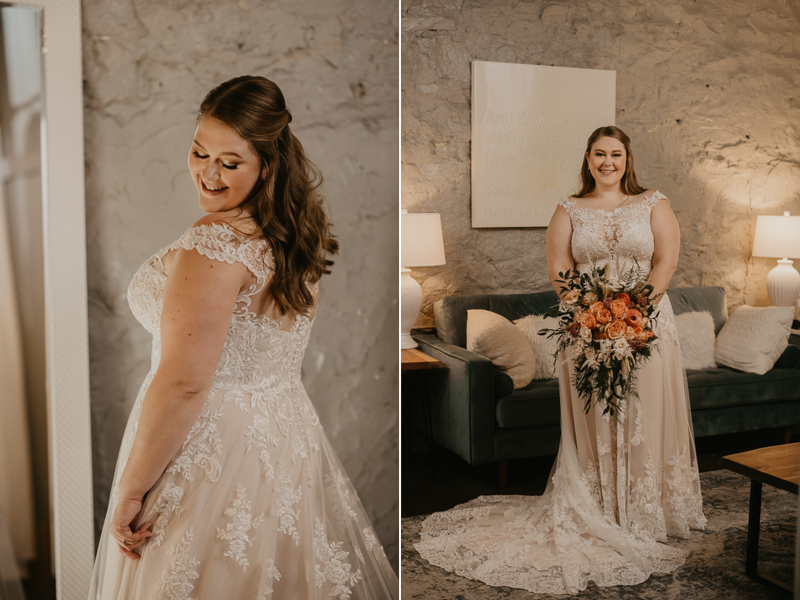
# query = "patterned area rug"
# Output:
<box><xmin>402</xmin><ymin>470</ymin><xmax>796</xmax><ymax>599</ymax></box>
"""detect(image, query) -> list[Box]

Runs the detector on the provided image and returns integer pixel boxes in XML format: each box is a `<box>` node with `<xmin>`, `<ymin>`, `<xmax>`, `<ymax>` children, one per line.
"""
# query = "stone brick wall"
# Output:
<box><xmin>402</xmin><ymin>0</ymin><xmax>800</xmax><ymax>327</ymax></box>
<box><xmin>83</xmin><ymin>0</ymin><xmax>399</xmax><ymax>565</ymax></box>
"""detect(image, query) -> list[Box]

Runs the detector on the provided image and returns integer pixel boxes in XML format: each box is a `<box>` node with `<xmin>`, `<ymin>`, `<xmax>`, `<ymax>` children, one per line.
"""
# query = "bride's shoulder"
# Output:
<box><xmin>189</xmin><ymin>212</ymin><xmax>263</xmax><ymax>242</ymax></box>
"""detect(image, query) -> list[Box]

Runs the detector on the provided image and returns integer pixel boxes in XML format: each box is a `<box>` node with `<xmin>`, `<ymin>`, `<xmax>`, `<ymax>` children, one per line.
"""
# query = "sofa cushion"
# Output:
<box><xmin>686</xmin><ymin>365</ymin><xmax>800</xmax><ymax>410</ymax></box>
<box><xmin>674</xmin><ymin>311</ymin><xmax>717</xmax><ymax>370</ymax></box>
<box><xmin>467</xmin><ymin>309</ymin><xmax>536</xmax><ymax>388</ymax></box>
<box><xmin>667</xmin><ymin>286</ymin><xmax>727</xmax><ymax>335</ymax></box>
<box><xmin>714</xmin><ymin>305</ymin><xmax>794</xmax><ymax>374</ymax></box>
<box><xmin>435</xmin><ymin>291</ymin><xmax>560</xmax><ymax>348</ymax></box>
<box><xmin>495</xmin><ymin>377</ymin><xmax>561</xmax><ymax>428</ymax></box>
<box><xmin>514</xmin><ymin>314</ymin><xmax>560</xmax><ymax>379</ymax></box>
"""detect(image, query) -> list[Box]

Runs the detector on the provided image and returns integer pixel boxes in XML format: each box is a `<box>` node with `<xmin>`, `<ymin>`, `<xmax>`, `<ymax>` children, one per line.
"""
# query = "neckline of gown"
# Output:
<box><xmin>566</xmin><ymin>190</ymin><xmax>662</xmax><ymax>214</ymax></box>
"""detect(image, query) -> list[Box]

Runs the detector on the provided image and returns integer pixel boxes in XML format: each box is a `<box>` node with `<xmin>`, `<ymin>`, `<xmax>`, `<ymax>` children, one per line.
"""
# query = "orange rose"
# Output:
<box><xmin>606</xmin><ymin>319</ymin><xmax>627</xmax><ymax>339</ymax></box>
<box><xmin>625</xmin><ymin>308</ymin><xmax>643</xmax><ymax>328</ymax></box>
<box><xmin>596</xmin><ymin>308</ymin><xmax>612</xmax><ymax>324</ymax></box>
<box><xmin>588</xmin><ymin>301</ymin><xmax>604</xmax><ymax>315</ymax></box>
<box><xmin>579</xmin><ymin>313</ymin><xmax>597</xmax><ymax>329</ymax></box>
<box><xmin>610</xmin><ymin>298</ymin><xmax>628</xmax><ymax>318</ymax></box>
<box><xmin>616</xmin><ymin>292</ymin><xmax>631</xmax><ymax>305</ymax></box>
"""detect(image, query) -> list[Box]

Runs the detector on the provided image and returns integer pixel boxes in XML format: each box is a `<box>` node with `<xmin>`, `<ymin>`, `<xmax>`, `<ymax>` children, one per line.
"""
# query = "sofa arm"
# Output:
<box><xmin>778</xmin><ymin>334</ymin><xmax>800</xmax><ymax>369</ymax></box>
<box><xmin>413</xmin><ymin>333</ymin><xmax>497</xmax><ymax>465</ymax></box>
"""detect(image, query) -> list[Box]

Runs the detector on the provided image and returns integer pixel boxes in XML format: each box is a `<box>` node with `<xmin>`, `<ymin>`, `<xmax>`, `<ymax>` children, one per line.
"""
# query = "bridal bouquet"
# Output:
<box><xmin>539</xmin><ymin>264</ymin><xmax>661</xmax><ymax>417</ymax></box>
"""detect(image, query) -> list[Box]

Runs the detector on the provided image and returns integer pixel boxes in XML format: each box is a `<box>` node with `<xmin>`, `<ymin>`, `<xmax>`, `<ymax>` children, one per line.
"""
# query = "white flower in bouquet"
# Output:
<box><xmin>580</xmin><ymin>327</ymin><xmax>592</xmax><ymax>342</ymax></box>
<box><xmin>612</xmin><ymin>338</ymin><xmax>632</xmax><ymax>359</ymax></box>
<box><xmin>584</xmin><ymin>347</ymin><xmax>600</xmax><ymax>370</ymax></box>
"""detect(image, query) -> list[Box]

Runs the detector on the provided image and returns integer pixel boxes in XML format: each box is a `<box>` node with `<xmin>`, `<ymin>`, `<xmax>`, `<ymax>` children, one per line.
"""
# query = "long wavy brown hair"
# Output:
<box><xmin>198</xmin><ymin>76</ymin><xmax>338</xmax><ymax>316</ymax></box>
<box><xmin>575</xmin><ymin>126</ymin><xmax>647</xmax><ymax>198</ymax></box>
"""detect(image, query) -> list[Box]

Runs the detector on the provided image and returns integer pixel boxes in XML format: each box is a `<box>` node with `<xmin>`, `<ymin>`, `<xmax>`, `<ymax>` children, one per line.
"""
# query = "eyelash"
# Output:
<box><xmin>193</xmin><ymin>150</ymin><xmax>238</xmax><ymax>170</ymax></box>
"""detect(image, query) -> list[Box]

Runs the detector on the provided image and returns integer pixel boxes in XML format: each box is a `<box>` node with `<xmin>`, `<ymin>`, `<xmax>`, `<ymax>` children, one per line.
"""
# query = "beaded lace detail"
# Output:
<box><xmin>415</xmin><ymin>191</ymin><xmax>705</xmax><ymax>594</ymax></box>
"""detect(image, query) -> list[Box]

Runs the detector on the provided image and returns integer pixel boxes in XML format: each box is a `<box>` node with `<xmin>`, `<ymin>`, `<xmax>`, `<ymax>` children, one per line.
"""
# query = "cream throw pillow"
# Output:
<box><xmin>674</xmin><ymin>311</ymin><xmax>717</xmax><ymax>370</ymax></box>
<box><xmin>514</xmin><ymin>314</ymin><xmax>560</xmax><ymax>379</ymax></box>
<box><xmin>466</xmin><ymin>309</ymin><xmax>536</xmax><ymax>389</ymax></box>
<box><xmin>714</xmin><ymin>305</ymin><xmax>794</xmax><ymax>375</ymax></box>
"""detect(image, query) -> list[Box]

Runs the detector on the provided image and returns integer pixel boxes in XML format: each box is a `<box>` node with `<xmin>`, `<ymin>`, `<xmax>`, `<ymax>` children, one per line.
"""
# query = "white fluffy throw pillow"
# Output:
<box><xmin>466</xmin><ymin>309</ymin><xmax>536</xmax><ymax>389</ymax></box>
<box><xmin>714</xmin><ymin>305</ymin><xmax>794</xmax><ymax>375</ymax></box>
<box><xmin>514</xmin><ymin>314</ymin><xmax>560</xmax><ymax>380</ymax></box>
<box><xmin>674</xmin><ymin>311</ymin><xmax>717</xmax><ymax>370</ymax></box>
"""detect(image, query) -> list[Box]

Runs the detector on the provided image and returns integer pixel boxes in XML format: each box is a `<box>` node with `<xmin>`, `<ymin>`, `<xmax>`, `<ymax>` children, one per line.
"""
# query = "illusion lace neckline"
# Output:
<box><xmin>564</xmin><ymin>191</ymin><xmax>663</xmax><ymax>214</ymax></box>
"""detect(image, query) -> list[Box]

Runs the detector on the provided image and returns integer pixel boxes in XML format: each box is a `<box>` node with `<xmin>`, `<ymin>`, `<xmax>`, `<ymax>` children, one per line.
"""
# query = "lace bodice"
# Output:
<box><xmin>559</xmin><ymin>191</ymin><xmax>667</xmax><ymax>279</ymax></box>
<box><xmin>127</xmin><ymin>222</ymin><xmax>314</xmax><ymax>393</ymax></box>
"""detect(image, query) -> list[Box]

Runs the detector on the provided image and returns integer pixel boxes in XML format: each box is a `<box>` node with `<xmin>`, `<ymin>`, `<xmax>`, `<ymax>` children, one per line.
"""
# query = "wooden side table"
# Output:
<box><xmin>401</xmin><ymin>348</ymin><xmax>447</xmax><ymax>480</ymax></box>
<box><xmin>720</xmin><ymin>442</ymin><xmax>799</xmax><ymax>597</ymax></box>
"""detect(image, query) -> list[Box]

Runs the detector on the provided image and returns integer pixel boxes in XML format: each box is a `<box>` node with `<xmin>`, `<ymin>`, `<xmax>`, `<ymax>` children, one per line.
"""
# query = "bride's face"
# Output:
<box><xmin>586</xmin><ymin>136</ymin><xmax>626</xmax><ymax>189</ymax></box>
<box><xmin>188</xmin><ymin>117</ymin><xmax>266</xmax><ymax>214</ymax></box>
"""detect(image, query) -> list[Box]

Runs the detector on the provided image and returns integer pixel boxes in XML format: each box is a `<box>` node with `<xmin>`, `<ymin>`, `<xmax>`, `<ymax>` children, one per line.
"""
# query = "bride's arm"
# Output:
<box><xmin>110</xmin><ymin>246</ymin><xmax>249</xmax><ymax>559</ymax></box>
<box><xmin>545</xmin><ymin>204</ymin><xmax>575</xmax><ymax>300</ymax></box>
<box><xmin>648</xmin><ymin>198</ymin><xmax>681</xmax><ymax>302</ymax></box>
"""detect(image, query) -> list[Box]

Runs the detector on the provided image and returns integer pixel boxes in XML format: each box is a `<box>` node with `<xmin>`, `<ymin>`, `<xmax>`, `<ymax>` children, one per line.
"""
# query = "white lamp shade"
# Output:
<box><xmin>752</xmin><ymin>214</ymin><xmax>800</xmax><ymax>258</ymax></box>
<box><xmin>401</xmin><ymin>212</ymin><xmax>446</xmax><ymax>267</ymax></box>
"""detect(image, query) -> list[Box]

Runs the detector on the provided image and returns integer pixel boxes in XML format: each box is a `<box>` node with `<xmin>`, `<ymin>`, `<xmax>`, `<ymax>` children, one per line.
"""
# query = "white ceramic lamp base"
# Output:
<box><xmin>401</xmin><ymin>268</ymin><xmax>423</xmax><ymax>349</ymax></box>
<box><xmin>766</xmin><ymin>259</ymin><xmax>800</xmax><ymax>307</ymax></box>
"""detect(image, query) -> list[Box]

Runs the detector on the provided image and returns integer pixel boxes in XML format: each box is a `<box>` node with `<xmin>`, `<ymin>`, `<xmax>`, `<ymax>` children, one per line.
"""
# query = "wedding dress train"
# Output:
<box><xmin>415</xmin><ymin>191</ymin><xmax>706</xmax><ymax>594</ymax></box>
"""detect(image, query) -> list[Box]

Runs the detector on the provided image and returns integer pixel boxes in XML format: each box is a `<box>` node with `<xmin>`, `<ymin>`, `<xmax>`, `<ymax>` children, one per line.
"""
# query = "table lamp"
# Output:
<box><xmin>401</xmin><ymin>210</ymin><xmax>446</xmax><ymax>349</ymax></box>
<box><xmin>752</xmin><ymin>211</ymin><xmax>800</xmax><ymax>306</ymax></box>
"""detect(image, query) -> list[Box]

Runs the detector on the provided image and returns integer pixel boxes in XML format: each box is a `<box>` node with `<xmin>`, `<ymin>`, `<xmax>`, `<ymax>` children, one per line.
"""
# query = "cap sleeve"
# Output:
<box><xmin>559</xmin><ymin>197</ymin><xmax>577</xmax><ymax>215</ymax></box>
<box><xmin>173</xmin><ymin>222</ymin><xmax>273</xmax><ymax>282</ymax></box>
<box><xmin>643</xmin><ymin>190</ymin><xmax>669</xmax><ymax>208</ymax></box>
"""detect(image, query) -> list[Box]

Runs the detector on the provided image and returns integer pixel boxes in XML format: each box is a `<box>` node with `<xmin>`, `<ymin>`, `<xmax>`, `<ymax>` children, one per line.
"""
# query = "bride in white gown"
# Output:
<box><xmin>89</xmin><ymin>76</ymin><xmax>398</xmax><ymax>599</ymax></box>
<box><xmin>415</xmin><ymin>126</ymin><xmax>706</xmax><ymax>594</ymax></box>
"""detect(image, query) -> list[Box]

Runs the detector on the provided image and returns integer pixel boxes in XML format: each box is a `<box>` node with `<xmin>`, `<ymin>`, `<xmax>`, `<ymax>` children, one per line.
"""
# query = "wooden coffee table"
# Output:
<box><xmin>720</xmin><ymin>442</ymin><xmax>799</xmax><ymax>597</ymax></box>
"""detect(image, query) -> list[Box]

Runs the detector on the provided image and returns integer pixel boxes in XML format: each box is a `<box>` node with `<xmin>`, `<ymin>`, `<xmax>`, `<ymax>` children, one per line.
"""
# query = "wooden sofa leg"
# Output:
<box><xmin>784</xmin><ymin>426</ymin><xmax>793</xmax><ymax>444</ymax></box>
<box><xmin>498</xmin><ymin>460</ymin><xmax>508</xmax><ymax>488</ymax></box>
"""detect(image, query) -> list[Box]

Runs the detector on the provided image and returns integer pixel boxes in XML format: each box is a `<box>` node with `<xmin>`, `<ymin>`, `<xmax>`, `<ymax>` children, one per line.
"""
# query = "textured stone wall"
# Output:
<box><xmin>402</xmin><ymin>0</ymin><xmax>800</xmax><ymax>327</ymax></box>
<box><xmin>83</xmin><ymin>0</ymin><xmax>399</xmax><ymax>566</ymax></box>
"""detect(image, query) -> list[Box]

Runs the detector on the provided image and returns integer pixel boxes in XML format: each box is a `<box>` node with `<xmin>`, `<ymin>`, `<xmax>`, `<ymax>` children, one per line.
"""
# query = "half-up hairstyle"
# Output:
<box><xmin>198</xmin><ymin>75</ymin><xmax>339</xmax><ymax>316</ymax></box>
<box><xmin>575</xmin><ymin>126</ymin><xmax>647</xmax><ymax>198</ymax></box>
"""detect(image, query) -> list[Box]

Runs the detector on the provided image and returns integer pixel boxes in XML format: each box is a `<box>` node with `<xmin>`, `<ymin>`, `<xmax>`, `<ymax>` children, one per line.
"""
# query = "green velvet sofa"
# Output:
<box><xmin>413</xmin><ymin>286</ymin><xmax>800</xmax><ymax>470</ymax></box>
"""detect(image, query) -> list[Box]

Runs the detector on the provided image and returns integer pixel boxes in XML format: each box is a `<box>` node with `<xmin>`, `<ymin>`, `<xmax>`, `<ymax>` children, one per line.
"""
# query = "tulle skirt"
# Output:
<box><xmin>89</xmin><ymin>375</ymin><xmax>398</xmax><ymax>600</ymax></box>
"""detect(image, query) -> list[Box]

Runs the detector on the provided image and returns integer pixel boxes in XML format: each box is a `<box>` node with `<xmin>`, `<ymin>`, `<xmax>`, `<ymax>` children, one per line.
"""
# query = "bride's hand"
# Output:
<box><xmin>110</xmin><ymin>495</ymin><xmax>152</xmax><ymax>560</ymax></box>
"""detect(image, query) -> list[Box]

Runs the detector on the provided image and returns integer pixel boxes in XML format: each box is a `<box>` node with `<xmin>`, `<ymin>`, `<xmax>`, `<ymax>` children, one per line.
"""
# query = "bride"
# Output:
<box><xmin>415</xmin><ymin>126</ymin><xmax>707</xmax><ymax>594</ymax></box>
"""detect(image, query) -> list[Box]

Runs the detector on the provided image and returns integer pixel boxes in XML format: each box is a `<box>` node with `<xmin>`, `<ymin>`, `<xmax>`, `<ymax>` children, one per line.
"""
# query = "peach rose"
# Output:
<box><xmin>625</xmin><ymin>308</ymin><xmax>644</xmax><ymax>328</ymax></box>
<box><xmin>596</xmin><ymin>307</ymin><xmax>612</xmax><ymax>324</ymax></box>
<box><xmin>588</xmin><ymin>301</ymin><xmax>604</xmax><ymax>315</ymax></box>
<box><xmin>610</xmin><ymin>298</ymin><xmax>628</xmax><ymax>318</ymax></box>
<box><xmin>579</xmin><ymin>313</ymin><xmax>597</xmax><ymax>329</ymax></box>
<box><xmin>563</xmin><ymin>289</ymin><xmax>580</xmax><ymax>303</ymax></box>
<box><xmin>616</xmin><ymin>292</ymin><xmax>631</xmax><ymax>305</ymax></box>
<box><xmin>644</xmin><ymin>329</ymin><xmax>655</xmax><ymax>340</ymax></box>
<box><xmin>624</xmin><ymin>326</ymin><xmax>637</xmax><ymax>340</ymax></box>
<box><xmin>606</xmin><ymin>319</ymin><xmax>627</xmax><ymax>339</ymax></box>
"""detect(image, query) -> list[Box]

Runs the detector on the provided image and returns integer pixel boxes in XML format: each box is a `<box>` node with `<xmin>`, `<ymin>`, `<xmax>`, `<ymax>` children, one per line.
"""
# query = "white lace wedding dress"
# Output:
<box><xmin>415</xmin><ymin>191</ymin><xmax>707</xmax><ymax>594</ymax></box>
<box><xmin>89</xmin><ymin>222</ymin><xmax>398</xmax><ymax>600</ymax></box>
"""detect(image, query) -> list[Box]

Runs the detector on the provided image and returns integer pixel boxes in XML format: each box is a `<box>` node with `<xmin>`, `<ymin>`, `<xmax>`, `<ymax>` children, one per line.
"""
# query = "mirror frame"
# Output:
<box><xmin>13</xmin><ymin>0</ymin><xmax>94</xmax><ymax>597</ymax></box>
